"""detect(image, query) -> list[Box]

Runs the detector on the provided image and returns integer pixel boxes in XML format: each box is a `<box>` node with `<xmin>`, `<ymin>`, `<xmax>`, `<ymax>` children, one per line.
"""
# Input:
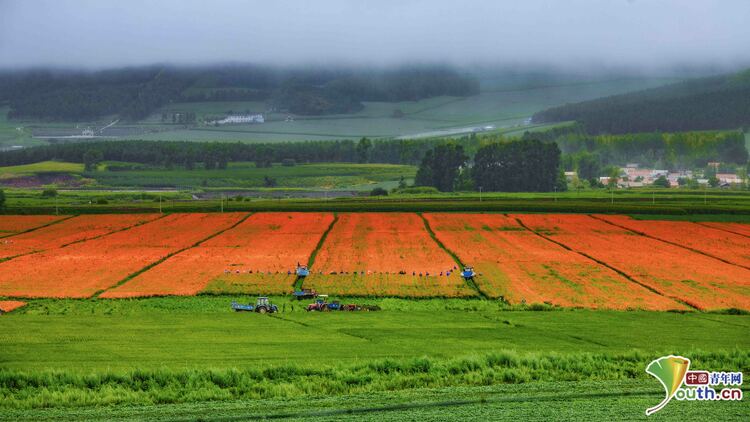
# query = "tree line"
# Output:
<box><xmin>532</xmin><ymin>70</ymin><xmax>750</xmax><ymax>134</ymax></box>
<box><xmin>0</xmin><ymin>137</ymin><xmax>486</xmax><ymax>169</ymax></box>
<box><xmin>0</xmin><ymin>64</ymin><xmax>479</xmax><ymax>121</ymax></box>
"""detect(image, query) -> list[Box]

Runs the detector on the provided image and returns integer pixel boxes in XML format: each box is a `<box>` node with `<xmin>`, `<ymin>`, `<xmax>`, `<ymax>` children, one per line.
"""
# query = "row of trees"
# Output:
<box><xmin>415</xmin><ymin>140</ymin><xmax>564</xmax><ymax>192</ymax></box>
<box><xmin>0</xmin><ymin>65</ymin><xmax>479</xmax><ymax>121</ymax></box>
<box><xmin>532</xmin><ymin>71</ymin><xmax>750</xmax><ymax>134</ymax></box>
<box><xmin>0</xmin><ymin>137</ymin><xmax>477</xmax><ymax>169</ymax></box>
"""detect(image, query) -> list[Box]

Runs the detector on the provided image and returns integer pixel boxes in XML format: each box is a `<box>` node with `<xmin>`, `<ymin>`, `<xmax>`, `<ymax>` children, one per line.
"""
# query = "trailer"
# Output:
<box><xmin>231</xmin><ymin>297</ymin><xmax>279</xmax><ymax>314</ymax></box>
<box><xmin>292</xmin><ymin>288</ymin><xmax>318</xmax><ymax>300</ymax></box>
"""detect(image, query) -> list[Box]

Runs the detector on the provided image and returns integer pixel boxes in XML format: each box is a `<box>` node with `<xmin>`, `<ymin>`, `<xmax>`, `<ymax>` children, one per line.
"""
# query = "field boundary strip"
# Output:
<box><xmin>513</xmin><ymin>216</ymin><xmax>700</xmax><ymax>311</ymax></box>
<box><xmin>418</xmin><ymin>212</ymin><xmax>489</xmax><ymax>299</ymax></box>
<box><xmin>0</xmin><ymin>214</ymin><xmax>167</xmax><ymax>265</ymax></box>
<box><xmin>0</xmin><ymin>215</ymin><xmax>77</xmax><ymax>239</ymax></box>
<box><xmin>204</xmin><ymin>389</ymin><xmax>663</xmax><ymax>421</ymax></box>
<box><xmin>695</xmin><ymin>221</ymin><xmax>750</xmax><ymax>240</ymax></box>
<box><xmin>92</xmin><ymin>212</ymin><xmax>254</xmax><ymax>298</ymax></box>
<box><xmin>589</xmin><ymin>214</ymin><xmax>750</xmax><ymax>272</ymax></box>
<box><xmin>297</xmin><ymin>212</ymin><xmax>339</xmax><ymax>291</ymax></box>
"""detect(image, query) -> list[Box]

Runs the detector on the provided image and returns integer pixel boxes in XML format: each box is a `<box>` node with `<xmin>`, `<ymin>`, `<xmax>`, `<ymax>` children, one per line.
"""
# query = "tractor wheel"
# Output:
<box><xmin>257</xmin><ymin>307</ymin><xmax>267</xmax><ymax>314</ymax></box>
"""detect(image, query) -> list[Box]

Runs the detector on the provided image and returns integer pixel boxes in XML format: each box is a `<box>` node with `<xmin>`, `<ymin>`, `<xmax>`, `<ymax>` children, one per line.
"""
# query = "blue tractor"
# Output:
<box><xmin>461</xmin><ymin>266</ymin><xmax>476</xmax><ymax>280</ymax></box>
<box><xmin>295</xmin><ymin>264</ymin><xmax>310</xmax><ymax>277</ymax></box>
<box><xmin>231</xmin><ymin>297</ymin><xmax>279</xmax><ymax>314</ymax></box>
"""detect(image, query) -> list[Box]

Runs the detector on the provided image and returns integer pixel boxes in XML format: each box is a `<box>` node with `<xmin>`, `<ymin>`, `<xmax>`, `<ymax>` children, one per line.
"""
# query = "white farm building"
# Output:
<box><xmin>213</xmin><ymin>114</ymin><xmax>265</xmax><ymax>125</ymax></box>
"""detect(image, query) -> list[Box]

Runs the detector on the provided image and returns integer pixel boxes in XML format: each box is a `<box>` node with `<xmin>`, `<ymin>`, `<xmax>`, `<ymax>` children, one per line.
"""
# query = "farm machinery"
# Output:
<box><xmin>292</xmin><ymin>288</ymin><xmax>318</xmax><ymax>300</ymax></box>
<box><xmin>231</xmin><ymin>297</ymin><xmax>279</xmax><ymax>314</ymax></box>
<box><xmin>461</xmin><ymin>266</ymin><xmax>476</xmax><ymax>280</ymax></box>
<box><xmin>306</xmin><ymin>295</ymin><xmax>380</xmax><ymax>312</ymax></box>
<box><xmin>295</xmin><ymin>264</ymin><xmax>310</xmax><ymax>277</ymax></box>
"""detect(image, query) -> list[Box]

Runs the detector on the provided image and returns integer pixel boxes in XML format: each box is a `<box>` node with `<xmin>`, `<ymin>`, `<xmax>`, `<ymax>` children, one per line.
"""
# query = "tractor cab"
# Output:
<box><xmin>461</xmin><ymin>266</ymin><xmax>476</xmax><ymax>280</ymax></box>
<box><xmin>253</xmin><ymin>296</ymin><xmax>279</xmax><ymax>314</ymax></box>
<box><xmin>316</xmin><ymin>294</ymin><xmax>329</xmax><ymax>304</ymax></box>
<box><xmin>295</xmin><ymin>264</ymin><xmax>310</xmax><ymax>277</ymax></box>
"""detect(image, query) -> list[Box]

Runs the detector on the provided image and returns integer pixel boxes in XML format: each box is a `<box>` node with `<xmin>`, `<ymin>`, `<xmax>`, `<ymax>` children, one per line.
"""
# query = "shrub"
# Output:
<box><xmin>41</xmin><ymin>189</ymin><xmax>58</xmax><ymax>198</ymax></box>
<box><xmin>370</xmin><ymin>187</ymin><xmax>388</xmax><ymax>196</ymax></box>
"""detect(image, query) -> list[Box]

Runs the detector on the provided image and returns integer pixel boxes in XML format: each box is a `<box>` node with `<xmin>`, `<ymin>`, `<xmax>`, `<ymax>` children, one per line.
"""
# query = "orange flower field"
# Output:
<box><xmin>698</xmin><ymin>222</ymin><xmax>750</xmax><ymax>238</ymax></box>
<box><xmin>0</xmin><ymin>212</ymin><xmax>747</xmax><ymax>309</ymax></box>
<box><xmin>424</xmin><ymin>213</ymin><xmax>683</xmax><ymax>310</ymax></box>
<box><xmin>515</xmin><ymin>214</ymin><xmax>750</xmax><ymax>310</ymax></box>
<box><xmin>0</xmin><ymin>300</ymin><xmax>26</xmax><ymax>313</ymax></box>
<box><xmin>595</xmin><ymin>215</ymin><xmax>750</xmax><ymax>268</ymax></box>
<box><xmin>0</xmin><ymin>213</ymin><xmax>245</xmax><ymax>298</ymax></box>
<box><xmin>103</xmin><ymin>212</ymin><xmax>334</xmax><ymax>297</ymax></box>
<box><xmin>0</xmin><ymin>215</ymin><xmax>66</xmax><ymax>237</ymax></box>
<box><xmin>0</xmin><ymin>214</ymin><xmax>159</xmax><ymax>260</ymax></box>
<box><xmin>302</xmin><ymin>213</ymin><xmax>475</xmax><ymax>297</ymax></box>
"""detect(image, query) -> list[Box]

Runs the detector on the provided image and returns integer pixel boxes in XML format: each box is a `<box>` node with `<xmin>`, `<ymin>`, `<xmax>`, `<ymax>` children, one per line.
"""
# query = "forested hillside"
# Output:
<box><xmin>532</xmin><ymin>69</ymin><xmax>750</xmax><ymax>133</ymax></box>
<box><xmin>0</xmin><ymin>65</ymin><xmax>479</xmax><ymax>121</ymax></box>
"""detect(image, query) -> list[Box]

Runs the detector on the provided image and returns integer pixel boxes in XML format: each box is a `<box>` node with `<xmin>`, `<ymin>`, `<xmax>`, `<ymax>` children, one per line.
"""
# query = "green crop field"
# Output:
<box><xmin>0</xmin><ymin>161</ymin><xmax>84</xmax><ymax>177</ymax></box>
<box><xmin>1</xmin><ymin>297</ymin><xmax>748</xmax><ymax>420</ymax></box>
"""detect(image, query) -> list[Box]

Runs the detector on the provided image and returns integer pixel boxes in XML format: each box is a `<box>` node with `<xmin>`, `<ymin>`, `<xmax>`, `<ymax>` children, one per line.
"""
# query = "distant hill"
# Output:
<box><xmin>0</xmin><ymin>64</ymin><xmax>479</xmax><ymax>121</ymax></box>
<box><xmin>532</xmin><ymin>69</ymin><xmax>750</xmax><ymax>134</ymax></box>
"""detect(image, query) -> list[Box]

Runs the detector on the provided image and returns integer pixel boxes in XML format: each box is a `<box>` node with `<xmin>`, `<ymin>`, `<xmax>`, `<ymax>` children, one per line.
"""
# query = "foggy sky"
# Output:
<box><xmin>1</xmin><ymin>0</ymin><xmax>749</xmax><ymax>71</ymax></box>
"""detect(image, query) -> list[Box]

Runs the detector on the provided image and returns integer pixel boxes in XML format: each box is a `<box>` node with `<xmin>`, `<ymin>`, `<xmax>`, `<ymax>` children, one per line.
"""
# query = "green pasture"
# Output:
<box><xmin>0</xmin><ymin>296</ymin><xmax>748</xmax><ymax>418</ymax></box>
<box><xmin>117</xmin><ymin>77</ymin><xmax>681</xmax><ymax>142</ymax></box>
<box><xmin>88</xmin><ymin>162</ymin><xmax>416</xmax><ymax>190</ymax></box>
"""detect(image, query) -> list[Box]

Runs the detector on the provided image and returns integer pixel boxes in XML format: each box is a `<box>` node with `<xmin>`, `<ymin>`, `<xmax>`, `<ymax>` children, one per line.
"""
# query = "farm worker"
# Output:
<box><xmin>412</xmin><ymin>271</ymin><xmax>416</xmax><ymax>276</ymax></box>
<box><xmin>440</xmin><ymin>272</ymin><xmax>443</xmax><ymax>276</ymax></box>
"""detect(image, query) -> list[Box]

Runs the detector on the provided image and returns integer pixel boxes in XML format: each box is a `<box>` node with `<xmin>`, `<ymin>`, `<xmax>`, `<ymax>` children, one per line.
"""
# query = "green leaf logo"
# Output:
<box><xmin>645</xmin><ymin>355</ymin><xmax>690</xmax><ymax>415</ymax></box>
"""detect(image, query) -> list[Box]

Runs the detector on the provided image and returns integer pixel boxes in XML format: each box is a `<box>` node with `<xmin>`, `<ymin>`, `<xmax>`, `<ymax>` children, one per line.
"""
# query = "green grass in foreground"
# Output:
<box><xmin>2</xmin><ymin>380</ymin><xmax>746</xmax><ymax>421</ymax></box>
<box><xmin>0</xmin><ymin>296</ymin><xmax>748</xmax><ymax>414</ymax></box>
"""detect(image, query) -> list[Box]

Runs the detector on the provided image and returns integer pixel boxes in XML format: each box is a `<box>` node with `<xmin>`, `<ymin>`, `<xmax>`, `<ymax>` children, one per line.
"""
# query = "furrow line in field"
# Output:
<box><xmin>298</xmin><ymin>212</ymin><xmax>339</xmax><ymax>290</ymax></box>
<box><xmin>513</xmin><ymin>217</ymin><xmax>700</xmax><ymax>311</ymax></box>
<box><xmin>0</xmin><ymin>214</ymin><xmax>168</xmax><ymax>265</ymax></box>
<box><xmin>419</xmin><ymin>212</ymin><xmax>489</xmax><ymax>299</ymax></box>
<box><xmin>93</xmin><ymin>212</ymin><xmax>254</xmax><ymax>298</ymax></box>
<box><xmin>694</xmin><ymin>221</ymin><xmax>750</xmax><ymax>239</ymax></box>
<box><xmin>589</xmin><ymin>214</ymin><xmax>750</xmax><ymax>272</ymax></box>
<box><xmin>0</xmin><ymin>214</ymin><xmax>77</xmax><ymax>239</ymax></box>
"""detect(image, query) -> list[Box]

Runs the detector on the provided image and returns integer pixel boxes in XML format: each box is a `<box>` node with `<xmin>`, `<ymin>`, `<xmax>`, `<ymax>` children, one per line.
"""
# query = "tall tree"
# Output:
<box><xmin>82</xmin><ymin>149</ymin><xmax>104</xmax><ymax>171</ymax></box>
<box><xmin>415</xmin><ymin>143</ymin><xmax>468</xmax><ymax>192</ymax></box>
<box><xmin>356</xmin><ymin>137</ymin><xmax>372</xmax><ymax>163</ymax></box>
<box><xmin>472</xmin><ymin>139</ymin><xmax>561</xmax><ymax>192</ymax></box>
